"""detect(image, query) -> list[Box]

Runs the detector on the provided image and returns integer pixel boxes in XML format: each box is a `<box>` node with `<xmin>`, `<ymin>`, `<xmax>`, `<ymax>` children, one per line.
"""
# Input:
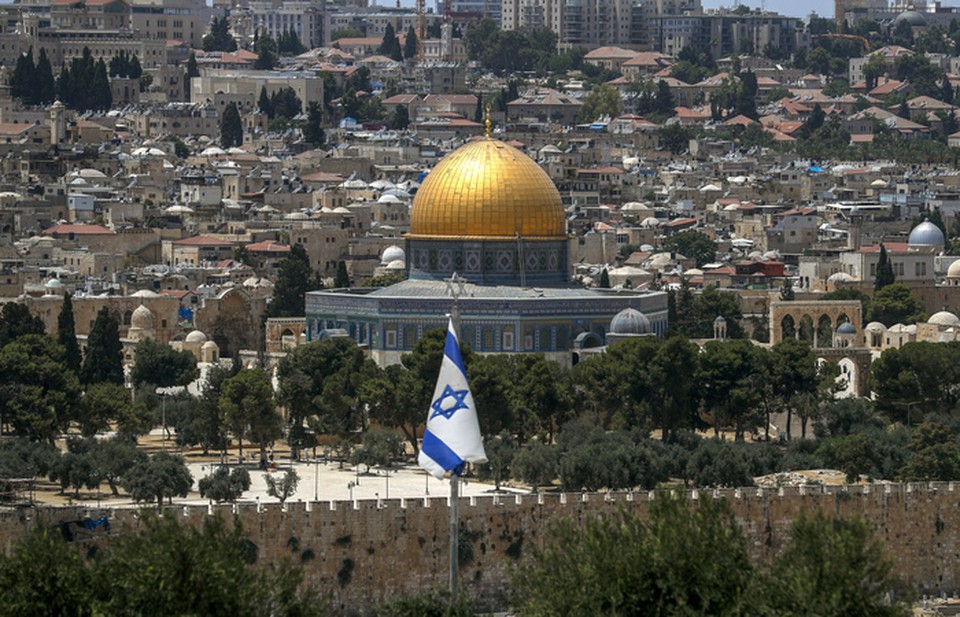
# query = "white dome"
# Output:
<box><xmin>947</xmin><ymin>260</ymin><xmax>960</xmax><ymax>278</ymax></box>
<box><xmin>865</xmin><ymin>321</ymin><xmax>887</xmax><ymax>333</ymax></box>
<box><xmin>385</xmin><ymin>259</ymin><xmax>405</xmax><ymax>270</ymax></box>
<box><xmin>928</xmin><ymin>310</ymin><xmax>960</xmax><ymax>327</ymax></box>
<box><xmin>130</xmin><ymin>304</ymin><xmax>154</xmax><ymax>329</ymax></box>
<box><xmin>828</xmin><ymin>272</ymin><xmax>855</xmax><ymax>282</ymax></box>
<box><xmin>641</xmin><ymin>217</ymin><xmax>661</xmax><ymax>228</ymax></box>
<box><xmin>381</xmin><ymin>245</ymin><xmax>405</xmax><ymax>264</ymax></box>
<box><xmin>185</xmin><ymin>330</ymin><xmax>207</xmax><ymax>343</ymax></box>
<box><xmin>130</xmin><ymin>289</ymin><xmax>162</xmax><ymax>298</ymax></box>
<box><xmin>201</xmin><ymin>340</ymin><xmax>219</xmax><ymax>350</ymax></box>
<box><xmin>44</xmin><ymin>278</ymin><xmax>63</xmax><ymax>288</ymax></box>
<box><xmin>377</xmin><ymin>194</ymin><xmax>402</xmax><ymax>204</ymax></box>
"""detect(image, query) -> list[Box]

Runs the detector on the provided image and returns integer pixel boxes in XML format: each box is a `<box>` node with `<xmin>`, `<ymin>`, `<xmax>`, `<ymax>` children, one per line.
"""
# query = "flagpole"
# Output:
<box><xmin>445</xmin><ymin>273</ymin><xmax>465</xmax><ymax>601</ymax></box>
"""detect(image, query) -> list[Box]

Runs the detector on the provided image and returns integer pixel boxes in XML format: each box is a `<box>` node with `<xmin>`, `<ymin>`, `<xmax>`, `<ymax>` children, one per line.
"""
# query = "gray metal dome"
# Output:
<box><xmin>908</xmin><ymin>220</ymin><xmax>945</xmax><ymax>247</ymax></box>
<box><xmin>895</xmin><ymin>10</ymin><xmax>926</xmax><ymax>27</ymax></box>
<box><xmin>836</xmin><ymin>322</ymin><xmax>857</xmax><ymax>334</ymax></box>
<box><xmin>610</xmin><ymin>308</ymin><xmax>651</xmax><ymax>335</ymax></box>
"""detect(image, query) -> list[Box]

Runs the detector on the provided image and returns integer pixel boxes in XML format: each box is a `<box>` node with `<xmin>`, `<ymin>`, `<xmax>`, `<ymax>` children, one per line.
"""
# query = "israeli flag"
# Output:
<box><xmin>418</xmin><ymin>320</ymin><xmax>487</xmax><ymax>479</ymax></box>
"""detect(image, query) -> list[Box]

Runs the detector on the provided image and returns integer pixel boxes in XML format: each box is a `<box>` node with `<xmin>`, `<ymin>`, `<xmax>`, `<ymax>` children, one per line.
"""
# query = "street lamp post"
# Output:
<box><xmin>348</xmin><ymin>481</ymin><xmax>356</xmax><ymax>501</ymax></box>
<box><xmin>314</xmin><ymin>457</ymin><xmax>319</xmax><ymax>501</ymax></box>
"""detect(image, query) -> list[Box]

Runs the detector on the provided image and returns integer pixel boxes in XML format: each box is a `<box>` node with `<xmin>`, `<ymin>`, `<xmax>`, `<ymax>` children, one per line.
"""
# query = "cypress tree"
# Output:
<box><xmin>258</xmin><ymin>86</ymin><xmax>273</xmax><ymax>117</ymax></box>
<box><xmin>599</xmin><ymin>268</ymin><xmax>610</xmax><ymax>288</ymax></box>
<box><xmin>875</xmin><ymin>244</ymin><xmax>896</xmax><ymax>291</ymax></box>
<box><xmin>35</xmin><ymin>48</ymin><xmax>55</xmax><ymax>105</ymax></box>
<box><xmin>80</xmin><ymin>307</ymin><xmax>124</xmax><ymax>385</ymax></box>
<box><xmin>335</xmin><ymin>261</ymin><xmax>350</xmax><ymax>288</ymax></box>
<box><xmin>220</xmin><ymin>102</ymin><xmax>243</xmax><ymax>148</ymax></box>
<box><xmin>263</xmin><ymin>244</ymin><xmax>321</xmax><ymax>319</ymax></box>
<box><xmin>403</xmin><ymin>26</ymin><xmax>418</xmax><ymax>60</ymax></box>
<box><xmin>57</xmin><ymin>292</ymin><xmax>81</xmax><ymax>374</ymax></box>
<box><xmin>92</xmin><ymin>58</ymin><xmax>112</xmax><ymax>110</ymax></box>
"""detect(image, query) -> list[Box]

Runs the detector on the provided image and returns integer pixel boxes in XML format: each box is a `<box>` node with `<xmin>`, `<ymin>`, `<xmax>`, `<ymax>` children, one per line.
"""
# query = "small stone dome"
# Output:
<box><xmin>908</xmin><ymin>220</ymin><xmax>945</xmax><ymax>247</ymax></box>
<box><xmin>948</xmin><ymin>260</ymin><xmax>960</xmax><ymax>278</ymax></box>
<box><xmin>385</xmin><ymin>259</ymin><xmax>406</xmax><ymax>270</ymax></box>
<box><xmin>381</xmin><ymin>245</ymin><xmax>405</xmax><ymax>265</ymax></box>
<box><xmin>44</xmin><ymin>278</ymin><xmax>63</xmax><ymax>288</ymax></box>
<box><xmin>201</xmin><ymin>340</ymin><xmax>219</xmax><ymax>350</ymax></box>
<box><xmin>130</xmin><ymin>289</ymin><xmax>162</xmax><ymax>298</ymax></box>
<box><xmin>928</xmin><ymin>310</ymin><xmax>960</xmax><ymax>327</ymax></box>
<box><xmin>865</xmin><ymin>321</ymin><xmax>887</xmax><ymax>333</ymax></box>
<box><xmin>185</xmin><ymin>330</ymin><xmax>207</xmax><ymax>343</ymax></box>
<box><xmin>130</xmin><ymin>304</ymin><xmax>154</xmax><ymax>329</ymax></box>
<box><xmin>828</xmin><ymin>272</ymin><xmax>855</xmax><ymax>283</ymax></box>
<box><xmin>836</xmin><ymin>322</ymin><xmax>857</xmax><ymax>334</ymax></box>
<box><xmin>609</xmin><ymin>308</ymin><xmax>651</xmax><ymax>335</ymax></box>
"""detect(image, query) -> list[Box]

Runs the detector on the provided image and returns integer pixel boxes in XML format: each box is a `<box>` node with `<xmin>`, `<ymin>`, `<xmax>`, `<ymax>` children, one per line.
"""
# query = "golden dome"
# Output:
<box><xmin>409</xmin><ymin>138</ymin><xmax>566</xmax><ymax>240</ymax></box>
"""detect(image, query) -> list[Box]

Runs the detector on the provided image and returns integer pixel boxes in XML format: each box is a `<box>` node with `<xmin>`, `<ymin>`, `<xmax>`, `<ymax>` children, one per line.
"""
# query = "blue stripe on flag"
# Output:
<box><xmin>422</xmin><ymin>429</ymin><xmax>464</xmax><ymax>473</ymax></box>
<box><xmin>444</xmin><ymin>326</ymin><xmax>468</xmax><ymax>378</ymax></box>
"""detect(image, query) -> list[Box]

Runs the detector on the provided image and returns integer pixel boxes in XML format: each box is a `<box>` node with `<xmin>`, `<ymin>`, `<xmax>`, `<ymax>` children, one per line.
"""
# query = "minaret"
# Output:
<box><xmin>50</xmin><ymin>100</ymin><xmax>66</xmax><ymax>145</ymax></box>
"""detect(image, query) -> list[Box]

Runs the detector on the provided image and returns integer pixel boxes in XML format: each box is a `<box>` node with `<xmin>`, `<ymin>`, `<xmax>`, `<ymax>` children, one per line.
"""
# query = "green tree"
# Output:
<box><xmin>579</xmin><ymin>83</ymin><xmax>621</xmax><ymax>122</ymax></box>
<box><xmin>130</xmin><ymin>338</ymin><xmax>198</xmax><ymax>391</ymax></box>
<box><xmin>57</xmin><ymin>293</ymin><xmax>81</xmax><ymax>373</ymax></box>
<box><xmin>276</xmin><ymin>338</ymin><xmax>376</xmax><ymax>454</ymax></box>
<box><xmin>176</xmin><ymin>362</ymin><xmax>233</xmax><ymax>455</ymax></box>
<box><xmin>698</xmin><ymin>339</ymin><xmax>769</xmax><ymax>439</ymax></box>
<box><xmin>258</xmin><ymin>85</ymin><xmax>273</xmax><ymax>117</ymax></box>
<box><xmin>771</xmin><ymin>338</ymin><xmax>819</xmax><ymax>440</ymax></box>
<box><xmin>34</xmin><ymin>48</ymin><xmax>56</xmax><ymax>105</ymax></box>
<box><xmin>403</xmin><ymin>26</ymin><xmax>418</xmax><ymax>60</ymax></box>
<box><xmin>0</xmin><ymin>334</ymin><xmax>80</xmax><ymax>442</ymax></box>
<box><xmin>663</xmin><ymin>230</ymin><xmax>716</xmax><ymax>267</ymax></box>
<box><xmin>388</xmin><ymin>105</ymin><xmax>410</xmax><ymax>130</ymax></box>
<box><xmin>303</xmin><ymin>101</ymin><xmax>326</xmax><ymax>146</ymax></box>
<box><xmin>863</xmin><ymin>53</ymin><xmax>887</xmax><ymax>91</ymax></box>
<box><xmin>0</xmin><ymin>528</ymin><xmax>94</xmax><ymax>614</ymax></box>
<box><xmin>198</xmin><ymin>466</ymin><xmax>251</xmax><ymax>502</ymax></box>
<box><xmin>219</xmin><ymin>368</ymin><xmax>281</xmax><ymax>466</ymax></box>
<box><xmin>0</xmin><ymin>301</ymin><xmax>44</xmax><ymax>345</ymax></box>
<box><xmin>80</xmin><ymin>306</ymin><xmax>123</xmax><ymax>385</ymax></box>
<box><xmin>761</xmin><ymin>512</ymin><xmax>906</xmax><ymax>616</ymax></box>
<box><xmin>202</xmin><ymin>16</ymin><xmax>237</xmax><ymax>52</ymax></box>
<box><xmin>512</xmin><ymin>494</ymin><xmax>752</xmax><ymax>615</ymax></box>
<box><xmin>379</xmin><ymin>23</ymin><xmax>402</xmax><ymax>61</ymax></box>
<box><xmin>875</xmin><ymin>243</ymin><xmax>895</xmax><ymax>291</ymax></box>
<box><xmin>264</xmin><ymin>468</ymin><xmax>299</xmax><ymax>504</ymax></box>
<box><xmin>91</xmin><ymin>435</ymin><xmax>146</xmax><ymax>496</ymax></box>
<box><xmin>334</xmin><ymin>260</ymin><xmax>350</xmax><ymax>288</ymax></box>
<box><xmin>900</xmin><ymin>421</ymin><xmax>960</xmax><ymax>481</ymax></box>
<box><xmin>262</xmin><ymin>244</ymin><xmax>321</xmax><ymax>319</ymax></box>
<box><xmin>867</xmin><ymin>283</ymin><xmax>925</xmax><ymax>326</ymax></box>
<box><xmin>122</xmin><ymin>451</ymin><xmax>193</xmax><ymax>510</ymax></box>
<box><xmin>79</xmin><ymin>382</ymin><xmax>138</xmax><ymax>437</ymax></box>
<box><xmin>220</xmin><ymin>101</ymin><xmax>243</xmax><ymax>148</ymax></box>
<box><xmin>360</xmin><ymin>363</ymin><xmax>421</xmax><ymax>455</ymax></box>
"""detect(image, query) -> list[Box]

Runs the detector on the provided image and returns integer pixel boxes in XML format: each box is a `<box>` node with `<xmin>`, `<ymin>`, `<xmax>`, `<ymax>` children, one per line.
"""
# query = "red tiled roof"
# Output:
<box><xmin>246</xmin><ymin>240</ymin><xmax>291</xmax><ymax>253</ymax></box>
<box><xmin>160</xmin><ymin>289</ymin><xmax>191</xmax><ymax>299</ymax></box>
<box><xmin>43</xmin><ymin>223</ymin><xmax>114</xmax><ymax>235</ymax></box>
<box><xmin>859</xmin><ymin>242</ymin><xmax>910</xmax><ymax>253</ymax></box>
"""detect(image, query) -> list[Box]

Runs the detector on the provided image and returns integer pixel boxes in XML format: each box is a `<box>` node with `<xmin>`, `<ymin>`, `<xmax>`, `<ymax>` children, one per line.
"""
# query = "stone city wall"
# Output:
<box><xmin>2</xmin><ymin>482</ymin><xmax>959</xmax><ymax>612</ymax></box>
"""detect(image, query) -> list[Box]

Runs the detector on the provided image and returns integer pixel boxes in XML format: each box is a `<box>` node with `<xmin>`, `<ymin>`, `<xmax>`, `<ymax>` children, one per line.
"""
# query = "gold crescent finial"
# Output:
<box><xmin>484</xmin><ymin>104</ymin><xmax>491</xmax><ymax>137</ymax></box>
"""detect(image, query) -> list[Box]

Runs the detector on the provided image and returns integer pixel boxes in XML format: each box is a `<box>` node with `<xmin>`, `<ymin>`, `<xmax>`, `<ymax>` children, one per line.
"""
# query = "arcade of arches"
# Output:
<box><xmin>770</xmin><ymin>300</ymin><xmax>871</xmax><ymax>396</ymax></box>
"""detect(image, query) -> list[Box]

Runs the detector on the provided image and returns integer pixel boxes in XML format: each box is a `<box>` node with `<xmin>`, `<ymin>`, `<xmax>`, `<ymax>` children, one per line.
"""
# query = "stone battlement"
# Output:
<box><xmin>3</xmin><ymin>482</ymin><xmax>958</xmax><ymax>612</ymax></box>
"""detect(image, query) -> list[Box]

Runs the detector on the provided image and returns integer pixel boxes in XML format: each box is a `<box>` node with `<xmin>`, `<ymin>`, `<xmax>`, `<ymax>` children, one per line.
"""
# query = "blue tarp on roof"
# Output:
<box><xmin>809</xmin><ymin>166</ymin><xmax>825</xmax><ymax>173</ymax></box>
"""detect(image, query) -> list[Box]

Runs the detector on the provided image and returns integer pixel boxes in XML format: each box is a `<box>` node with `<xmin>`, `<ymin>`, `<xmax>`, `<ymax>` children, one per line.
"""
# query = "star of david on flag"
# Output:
<box><xmin>418</xmin><ymin>319</ymin><xmax>487</xmax><ymax>479</ymax></box>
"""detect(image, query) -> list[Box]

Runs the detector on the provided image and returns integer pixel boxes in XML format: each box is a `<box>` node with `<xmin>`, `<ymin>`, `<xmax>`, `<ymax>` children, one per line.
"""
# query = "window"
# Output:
<box><xmin>503</xmin><ymin>330</ymin><xmax>514</xmax><ymax>351</ymax></box>
<box><xmin>386</xmin><ymin>328</ymin><xmax>397</xmax><ymax>348</ymax></box>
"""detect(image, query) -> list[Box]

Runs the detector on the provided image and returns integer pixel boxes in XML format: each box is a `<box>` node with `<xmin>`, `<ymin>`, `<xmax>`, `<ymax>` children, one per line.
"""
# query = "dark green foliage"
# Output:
<box><xmin>80</xmin><ymin>307</ymin><xmax>124</xmax><ymax>385</ymax></box>
<box><xmin>277</xmin><ymin>338</ymin><xmax>376</xmax><ymax>449</ymax></box>
<box><xmin>871</xmin><ymin>341</ymin><xmax>960</xmax><ymax>421</ymax></box>
<box><xmin>220</xmin><ymin>101</ymin><xmax>243</xmax><ymax>148</ymax></box>
<box><xmin>476</xmin><ymin>430</ymin><xmax>517</xmax><ymax>489</ymax></box>
<box><xmin>669</xmin><ymin>282</ymin><xmax>744</xmax><ymax>339</ymax></box>
<box><xmin>108</xmin><ymin>51</ymin><xmax>142</xmax><ymax>78</ymax></box>
<box><xmin>822</xmin><ymin>288</ymin><xmax>872</xmax><ymax>325</ymax></box>
<box><xmin>334</xmin><ymin>260</ymin><xmax>350</xmax><ymax>288</ymax></box>
<box><xmin>866</xmin><ymin>283</ymin><xmax>925</xmax><ymax>326</ymax></box>
<box><xmin>176</xmin><ymin>362</ymin><xmax>233</xmax><ymax>454</ymax></box>
<box><xmin>875</xmin><ymin>244</ymin><xmax>896</xmax><ymax>291</ymax></box>
<box><xmin>57</xmin><ymin>293</ymin><xmax>81</xmax><ymax>373</ymax></box>
<box><xmin>303</xmin><ymin>101</ymin><xmax>325</xmax><ymax>147</ymax></box>
<box><xmin>512</xmin><ymin>495</ymin><xmax>753</xmax><ymax>615</ymax></box>
<box><xmin>79</xmin><ymin>382</ymin><xmax>141</xmax><ymax>438</ymax></box>
<box><xmin>56</xmin><ymin>48</ymin><xmax>112</xmax><ymax>111</ymax></box>
<box><xmin>219</xmin><ymin>368</ymin><xmax>281</xmax><ymax>465</ymax></box>
<box><xmin>198</xmin><ymin>466</ymin><xmax>251</xmax><ymax>503</ymax></box>
<box><xmin>130</xmin><ymin>337</ymin><xmax>198</xmax><ymax>390</ymax></box>
<box><xmin>663</xmin><ymin>230</ymin><xmax>716</xmax><ymax>267</ymax></box>
<box><xmin>254</xmin><ymin>33</ymin><xmax>279</xmax><ymax>70</ymax></box>
<box><xmin>685</xmin><ymin>438</ymin><xmax>754</xmax><ymax>487</ymax></box>
<box><xmin>510</xmin><ymin>440</ymin><xmax>558</xmax><ymax>487</ymax></box>
<box><xmin>0</xmin><ymin>302</ymin><xmax>44</xmax><ymax>346</ymax></box>
<box><xmin>277</xmin><ymin>27</ymin><xmax>306</xmax><ymax>55</ymax></box>
<box><xmin>186</xmin><ymin>52</ymin><xmax>199</xmax><ymax>78</ymax></box>
<box><xmin>757</xmin><ymin>512</ymin><xmax>906</xmax><ymax>617</ymax></box>
<box><xmin>379</xmin><ymin>23</ymin><xmax>403</xmax><ymax>62</ymax></box>
<box><xmin>0</xmin><ymin>438</ymin><xmax>58</xmax><ymax>483</ymax></box>
<box><xmin>0</xmin><ymin>528</ymin><xmax>95</xmax><ymax>614</ymax></box>
<box><xmin>11</xmin><ymin>48</ymin><xmax>56</xmax><ymax>106</ymax></box>
<box><xmin>348</xmin><ymin>428</ymin><xmax>404</xmax><ymax>470</ymax></box>
<box><xmin>202</xmin><ymin>16</ymin><xmax>237</xmax><ymax>52</ymax></box>
<box><xmin>0</xmin><ymin>334</ymin><xmax>80</xmax><ymax>442</ymax></box>
<box><xmin>556</xmin><ymin>420</ymin><xmax>670</xmax><ymax>491</ymax></box>
<box><xmin>403</xmin><ymin>26</ymin><xmax>418</xmax><ymax>60</ymax></box>
<box><xmin>463</xmin><ymin>18</ymin><xmax>558</xmax><ymax>75</ymax></box>
<box><xmin>598</xmin><ymin>267</ymin><xmax>610</xmax><ymax>288</ymax></box>
<box><xmin>900</xmin><ymin>421</ymin><xmax>960</xmax><ymax>481</ymax></box>
<box><xmin>122</xmin><ymin>451</ymin><xmax>193</xmax><ymax>510</ymax></box>
<box><xmin>263</xmin><ymin>244</ymin><xmax>322</xmax><ymax>319</ymax></box>
<box><xmin>264</xmin><ymin>468</ymin><xmax>299</xmax><ymax>504</ymax></box>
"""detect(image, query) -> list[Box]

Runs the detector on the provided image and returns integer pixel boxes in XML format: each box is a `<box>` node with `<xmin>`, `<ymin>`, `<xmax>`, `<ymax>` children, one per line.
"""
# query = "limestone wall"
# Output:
<box><xmin>5</xmin><ymin>483</ymin><xmax>960</xmax><ymax>612</ymax></box>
